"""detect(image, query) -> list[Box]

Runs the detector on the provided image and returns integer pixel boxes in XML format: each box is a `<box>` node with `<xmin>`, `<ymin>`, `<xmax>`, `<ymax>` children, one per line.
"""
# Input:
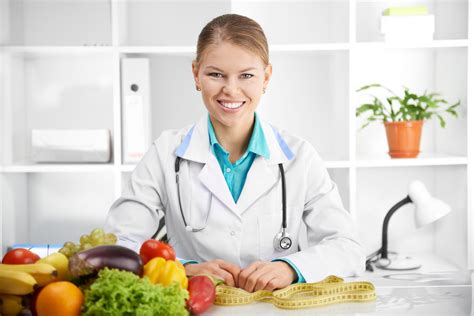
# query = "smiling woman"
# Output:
<box><xmin>192</xmin><ymin>40</ymin><xmax>271</xmax><ymax>163</ymax></box>
<box><xmin>104</xmin><ymin>13</ymin><xmax>365</xmax><ymax>293</ymax></box>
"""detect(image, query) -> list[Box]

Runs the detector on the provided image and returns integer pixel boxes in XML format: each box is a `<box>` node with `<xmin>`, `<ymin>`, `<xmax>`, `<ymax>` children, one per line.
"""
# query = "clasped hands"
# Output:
<box><xmin>184</xmin><ymin>259</ymin><xmax>297</xmax><ymax>292</ymax></box>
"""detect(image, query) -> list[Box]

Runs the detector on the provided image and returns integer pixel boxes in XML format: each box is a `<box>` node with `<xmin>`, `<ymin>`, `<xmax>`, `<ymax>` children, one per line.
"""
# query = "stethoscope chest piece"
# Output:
<box><xmin>273</xmin><ymin>228</ymin><xmax>292</xmax><ymax>251</ymax></box>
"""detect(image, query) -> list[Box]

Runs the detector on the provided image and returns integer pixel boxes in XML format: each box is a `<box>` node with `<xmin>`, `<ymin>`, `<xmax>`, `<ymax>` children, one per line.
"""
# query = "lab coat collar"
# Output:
<box><xmin>175</xmin><ymin>113</ymin><xmax>294</xmax><ymax>166</ymax></box>
<box><xmin>175</xmin><ymin>115</ymin><xmax>210</xmax><ymax>164</ymax></box>
<box><xmin>175</xmin><ymin>113</ymin><xmax>295</xmax><ymax>215</ymax></box>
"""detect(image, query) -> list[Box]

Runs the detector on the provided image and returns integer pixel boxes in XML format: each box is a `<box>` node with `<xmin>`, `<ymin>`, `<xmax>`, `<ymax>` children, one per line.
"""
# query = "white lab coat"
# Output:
<box><xmin>104</xmin><ymin>114</ymin><xmax>365</xmax><ymax>282</ymax></box>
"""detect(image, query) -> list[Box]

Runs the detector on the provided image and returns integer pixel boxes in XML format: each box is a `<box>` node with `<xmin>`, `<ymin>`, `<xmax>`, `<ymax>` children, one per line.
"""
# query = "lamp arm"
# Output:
<box><xmin>381</xmin><ymin>195</ymin><xmax>412</xmax><ymax>259</ymax></box>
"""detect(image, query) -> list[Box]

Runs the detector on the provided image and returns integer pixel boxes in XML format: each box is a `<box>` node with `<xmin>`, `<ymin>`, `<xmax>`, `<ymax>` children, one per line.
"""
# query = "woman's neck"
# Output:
<box><xmin>211</xmin><ymin>115</ymin><xmax>255</xmax><ymax>163</ymax></box>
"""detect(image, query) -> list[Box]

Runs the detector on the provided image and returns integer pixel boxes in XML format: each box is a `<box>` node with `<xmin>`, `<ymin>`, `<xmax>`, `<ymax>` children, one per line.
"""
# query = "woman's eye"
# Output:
<box><xmin>208</xmin><ymin>72</ymin><xmax>223</xmax><ymax>78</ymax></box>
<box><xmin>241</xmin><ymin>73</ymin><xmax>254</xmax><ymax>79</ymax></box>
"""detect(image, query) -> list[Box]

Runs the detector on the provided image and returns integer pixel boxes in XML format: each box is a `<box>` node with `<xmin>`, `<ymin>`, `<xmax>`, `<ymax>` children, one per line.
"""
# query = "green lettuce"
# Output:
<box><xmin>82</xmin><ymin>268</ymin><xmax>189</xmax><ymax>316</ymax></box>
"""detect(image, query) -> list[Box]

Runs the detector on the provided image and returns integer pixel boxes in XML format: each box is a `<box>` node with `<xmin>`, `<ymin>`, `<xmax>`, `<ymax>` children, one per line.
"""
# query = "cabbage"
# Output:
<box><xmin>82</xmin><ymin>268</ymin><xmax>189</xmax><ymax>315</ymax></box>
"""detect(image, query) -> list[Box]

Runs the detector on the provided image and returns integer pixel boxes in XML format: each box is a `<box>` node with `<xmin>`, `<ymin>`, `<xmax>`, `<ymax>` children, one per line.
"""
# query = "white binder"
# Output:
<box><xmin>121</xmin><ymin>58</ymin><xmax>152</xmax><ymax>163</ymax></box>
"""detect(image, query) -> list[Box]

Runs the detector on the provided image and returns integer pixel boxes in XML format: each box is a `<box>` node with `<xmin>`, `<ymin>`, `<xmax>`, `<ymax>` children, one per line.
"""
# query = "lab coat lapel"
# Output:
<box><xmin>176</xmin><ymin>114</ymin><xmax>239</xmax><ymax>215</ymax></box>
<box><xmin>198</xmin><ymin>152</ymin><xmax>239</xmax><ymax>216</ymax></box>
<box><xmin>236</xmin><ymin>118</ymin><xmax>293</xmax><ymax>214</ymax></box>
<box><xmin>236</xmin><ymin>155</ymin><xmax>278</xmax><ymax>215</ymax></box>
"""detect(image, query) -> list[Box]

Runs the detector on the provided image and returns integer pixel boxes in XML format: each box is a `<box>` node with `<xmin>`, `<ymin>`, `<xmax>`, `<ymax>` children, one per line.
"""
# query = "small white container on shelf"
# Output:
<box><xmin>31</xmin><ymin>129</ymin><xmax>111</xmax><ymax>163</ymax></box>
<box><xmin>380</xmin><ymin>15</ymin><xmax>435</xmax><ymax>43</ymax></box>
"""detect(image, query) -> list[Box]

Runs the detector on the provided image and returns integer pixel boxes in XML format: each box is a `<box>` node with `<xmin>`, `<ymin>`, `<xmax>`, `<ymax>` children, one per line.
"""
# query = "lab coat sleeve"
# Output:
<box><xmin>103</xmin><ymin>141</ymin><xmax>168</xmax><ymax>253</ymax></box>
<box><xmin>278</xmin><ymin>149</ymin><xmax>366</xmax><ymax>283</ymax></box>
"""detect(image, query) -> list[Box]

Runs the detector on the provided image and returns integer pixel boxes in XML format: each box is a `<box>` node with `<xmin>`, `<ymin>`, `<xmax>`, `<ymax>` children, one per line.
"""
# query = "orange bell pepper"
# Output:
<box><xmin>143</xmin><ymin>257</ymin><xmax>188</xmax><ymax>289</ymax></box>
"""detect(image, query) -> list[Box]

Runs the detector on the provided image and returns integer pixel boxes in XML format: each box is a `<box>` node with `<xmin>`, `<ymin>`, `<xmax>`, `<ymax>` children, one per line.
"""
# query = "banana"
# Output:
<box><xmin>0</xmin><ymin>270</ymin><xmax>37</xmax><ymax>295</ymax></box>
<box><xmin>0</xmin><ymin>263</ymin><xmax>58</xmax><ymax>287</ymax></box>
<box><xmin>37</xmin><ymin>252</ymin><xmax>70</xmax><ymax>281</ymax></box>
<box><xmin>0</xmin><ymin>294</ymin><xmax>24</xmax><ymax>315</ymax></box>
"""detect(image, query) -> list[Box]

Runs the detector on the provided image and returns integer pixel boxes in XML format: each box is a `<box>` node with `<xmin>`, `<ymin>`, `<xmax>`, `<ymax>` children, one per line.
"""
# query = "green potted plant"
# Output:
<box><xmin>356</xmin><ymin>84</ymin><xmax>460</xmax><ymax>158</ymax></box>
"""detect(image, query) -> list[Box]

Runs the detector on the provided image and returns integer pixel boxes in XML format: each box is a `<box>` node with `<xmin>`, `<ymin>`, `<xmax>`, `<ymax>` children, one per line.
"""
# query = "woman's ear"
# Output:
<box><xmin>263</xmin><ymin>63</ymin><xmax>273</xmax><ymax>88</ymax></box>
<box><xmin>192</xmin><ymin>60</ymin><xmax>200</xmax><ymax>86</ymax></box>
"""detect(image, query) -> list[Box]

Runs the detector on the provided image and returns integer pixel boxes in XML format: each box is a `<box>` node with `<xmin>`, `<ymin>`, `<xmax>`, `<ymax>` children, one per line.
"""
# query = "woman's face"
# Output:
<box><xmin>192</xmin><ymin>41</ymin><xmax>272</xmax><ymax>130</ymax></box>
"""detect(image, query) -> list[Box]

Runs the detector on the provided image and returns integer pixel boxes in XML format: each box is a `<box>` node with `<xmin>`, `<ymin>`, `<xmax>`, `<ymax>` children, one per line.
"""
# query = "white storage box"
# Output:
<box><xmin>32</xmin><ymin>129</ymin><xmax>111</xmax><ymax>163</ymax></box>
<box><xmin>380</xmin><ymin>15</ymin><xmax>435</xmax><ymax>43</ymax></box>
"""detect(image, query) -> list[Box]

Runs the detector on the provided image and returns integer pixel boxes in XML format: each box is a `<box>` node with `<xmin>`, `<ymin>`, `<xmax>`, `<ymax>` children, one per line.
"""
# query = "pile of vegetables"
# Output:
<box><xmin>68</xmin><ymin>238</ymin><xmax>217</xmax><ymax>315</ymax></box>
<box><xmin>0</xmin><ymin>229</ymin><xmax>218</xmax><ymax>315</ymax></box>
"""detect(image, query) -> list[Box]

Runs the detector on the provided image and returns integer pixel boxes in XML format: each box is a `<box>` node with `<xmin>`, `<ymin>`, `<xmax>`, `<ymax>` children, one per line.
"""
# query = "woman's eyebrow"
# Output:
<box><xmin>205</xmin><ymin>66</ymin><xmax>257</xmax><ymax>72</ymax></box>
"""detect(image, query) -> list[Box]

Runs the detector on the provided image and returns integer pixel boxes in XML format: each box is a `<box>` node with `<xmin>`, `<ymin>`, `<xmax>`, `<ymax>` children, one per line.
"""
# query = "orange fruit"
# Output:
<box><xmin>36</xmin><ymin>281</ymin><xmax>84</xmax><ymax>316</ymax></box>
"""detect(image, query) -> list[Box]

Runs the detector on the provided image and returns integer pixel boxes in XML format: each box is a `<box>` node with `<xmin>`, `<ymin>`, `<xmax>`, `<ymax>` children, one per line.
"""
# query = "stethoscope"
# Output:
<box><xmin>175</xmin><ymin>156</ymin><xmax>292</xmax><ymax>252</ymax></box>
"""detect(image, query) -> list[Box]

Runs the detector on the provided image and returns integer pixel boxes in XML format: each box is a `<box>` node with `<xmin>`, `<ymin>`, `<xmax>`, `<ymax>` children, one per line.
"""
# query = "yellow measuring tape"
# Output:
<box><xmin>214</xmin><ymin>275</ymin><xmax>376</xmax><ymax>310</ymax></box>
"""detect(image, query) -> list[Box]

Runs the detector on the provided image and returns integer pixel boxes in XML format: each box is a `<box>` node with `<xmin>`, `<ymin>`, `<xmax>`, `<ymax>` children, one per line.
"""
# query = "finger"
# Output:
<box><xmin>238</xmin><ymin>261</ymin><xmax>261</xmax><ymax>288</ymax></box>
<box><xmin>219</xmin><ymin>261</ymin><xmax>241</xmax><ymax>283</ymax></box>
<box><xmin>214</xmin><ymin>268</ymin><xmax>236</xmax><ymax>287</ymax></box>
<box><xmin>253</xmin><ymin>273</ymin><xmax>275</xmax><ymax>292</ymax></box>
<box><xmin>244</xmin><ymin>266</ymin><xmax>268</xmax><ymax>293</ymax></box>
<box><xmin>263</xmin><ymin>277</ymin><xmax>281</xmax><ymax>292</ymax></box>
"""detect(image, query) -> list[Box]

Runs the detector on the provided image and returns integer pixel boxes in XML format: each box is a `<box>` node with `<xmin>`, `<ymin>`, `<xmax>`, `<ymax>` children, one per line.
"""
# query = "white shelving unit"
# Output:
<box><xmin>1</xmin><ymin>0</ymin><xmax>472</xmax><ymax>273</ymax></box>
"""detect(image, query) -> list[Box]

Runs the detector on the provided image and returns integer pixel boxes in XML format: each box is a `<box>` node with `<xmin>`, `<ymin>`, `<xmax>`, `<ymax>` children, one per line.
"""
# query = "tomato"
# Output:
<box><xmin>139</xmin><ymin>240</ymin><xmax>176</xmax><ymax>264</ymax></box>
<box><xmin>186</xmin><ymin>275</ymin><xmax>216</xmax><ymax>314</ymax></box>
<box><xmin>2</xmin><ymin>248</ymin><xmax>41</xmax><ymax>264</ymax></box>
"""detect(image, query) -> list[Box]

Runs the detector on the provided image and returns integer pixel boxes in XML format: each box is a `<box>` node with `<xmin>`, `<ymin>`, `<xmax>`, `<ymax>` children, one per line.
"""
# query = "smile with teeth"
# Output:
<box><xmin>218</xmin><ymin>100</ymin><xmax>245</xmax><ymax>109</ymax></box>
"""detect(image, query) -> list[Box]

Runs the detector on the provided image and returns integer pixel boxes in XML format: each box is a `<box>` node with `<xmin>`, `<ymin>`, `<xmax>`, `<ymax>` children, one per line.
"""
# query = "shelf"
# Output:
<box><xmin>2</xmin><ymin>164</ymin><xmax>116</xmax><ymax>173</ymax></box>
<box><xmin>3</xmin><ymin>46</ymin><xmax>114</xmax><ymax>55</ymax></box>
<box><xmin>356</xmin><ymin>154</ymin><xmax>468</xmax><ymax>168</ymax></box>
<box><xmin>120</xmin><ymin>43</ymin><xmax>351</xmax><ymax>54</ymax></box>
<box><xmin>119</xmin><ymin>46</ymin><xmax>195</xmax><ymax>54</ymax></box>
<box><xmin>353</xmin><ymin>39</ymin><xmax>469</xmax><ymax>50</ymax></box>
<box><xmin>2</xmin><ymin>39</ymin><xmax>469</xmax><ymax>55</ymax></box>
<box><xmin>270</xmin><ymin>43</ymin><xmax>350</xmax><ymax>52</ymax></box>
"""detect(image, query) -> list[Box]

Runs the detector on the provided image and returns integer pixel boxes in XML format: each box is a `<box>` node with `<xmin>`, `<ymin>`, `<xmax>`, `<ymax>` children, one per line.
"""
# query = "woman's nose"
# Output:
<box><xmin>222</xmin><ymin>78</ymin><xmax>240</xmax><ymax>95</ymax></box>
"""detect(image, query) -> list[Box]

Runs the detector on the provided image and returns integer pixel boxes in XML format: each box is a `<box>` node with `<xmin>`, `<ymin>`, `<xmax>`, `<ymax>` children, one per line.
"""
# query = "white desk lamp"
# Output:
<box><xmin>367</xmin><ymin>180</ymin><xmax>451</xmax><ymax>271</ymax></box>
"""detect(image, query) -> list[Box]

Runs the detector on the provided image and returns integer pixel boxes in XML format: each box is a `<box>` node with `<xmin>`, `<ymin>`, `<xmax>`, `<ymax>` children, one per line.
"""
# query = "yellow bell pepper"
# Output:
<box><xmin>144</xmin><ymin>257</ymin><xmax>188</xmax><ymax>289</ymax></box>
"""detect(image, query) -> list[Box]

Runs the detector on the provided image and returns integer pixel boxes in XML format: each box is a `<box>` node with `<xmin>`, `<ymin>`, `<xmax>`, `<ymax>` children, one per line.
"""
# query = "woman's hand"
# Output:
<box><xmin>184</xmin><ymin>259</ymin><xmax>241</xmax><ymax>286</ymax></box>
<box><xmin>237</xmin><ymin>261</ymin><xmax>296</xmax><ymax>292</ymax></box>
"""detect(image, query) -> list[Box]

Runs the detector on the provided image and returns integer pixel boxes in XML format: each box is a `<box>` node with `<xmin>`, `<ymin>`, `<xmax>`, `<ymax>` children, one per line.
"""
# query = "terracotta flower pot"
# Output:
<box><xmin>384</xmin><ymin>120</ymin><xmax>424</xmax><ymax>158</ymax></box>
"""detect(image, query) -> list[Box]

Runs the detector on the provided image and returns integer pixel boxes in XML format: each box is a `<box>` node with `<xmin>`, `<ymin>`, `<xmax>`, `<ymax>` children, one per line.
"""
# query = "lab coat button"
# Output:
<box><xmin>230</xmin><ymin>230</ymin><xmax>235</xmax><ymax>236</ymax></box>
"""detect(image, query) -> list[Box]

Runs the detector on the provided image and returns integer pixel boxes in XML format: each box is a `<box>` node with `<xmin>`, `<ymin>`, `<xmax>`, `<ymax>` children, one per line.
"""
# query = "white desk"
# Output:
<box><xmin>203</xmin><ymin>270</ymin><xmax>473</xmax><ymax>315</ymax></box>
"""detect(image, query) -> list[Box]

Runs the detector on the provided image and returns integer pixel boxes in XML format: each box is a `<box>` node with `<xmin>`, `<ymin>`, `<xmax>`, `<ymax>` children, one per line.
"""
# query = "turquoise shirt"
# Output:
<box><xmin>207</xmin><ymin>113</ymin><xmax>306</xmax><ymax>284</ymax></box>
<box><xmin>207</xmin><ymin>113</ymin><xmax>269</xmax><ymax>203</ymax></box>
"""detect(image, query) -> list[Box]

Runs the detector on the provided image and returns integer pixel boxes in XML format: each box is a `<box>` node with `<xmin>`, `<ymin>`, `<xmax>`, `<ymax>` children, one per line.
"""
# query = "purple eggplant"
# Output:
<box><xmin>69</xmin><ymin>245</ymin><xmax>143</xmax><ymax>277</ymax></box>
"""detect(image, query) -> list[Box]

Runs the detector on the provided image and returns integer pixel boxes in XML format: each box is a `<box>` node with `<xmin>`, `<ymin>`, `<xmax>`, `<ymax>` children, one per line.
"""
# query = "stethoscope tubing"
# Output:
<box><xmin>174</xmin><ymin>156</ymin><xmax>291</xmax><ymax>250</ymax></box>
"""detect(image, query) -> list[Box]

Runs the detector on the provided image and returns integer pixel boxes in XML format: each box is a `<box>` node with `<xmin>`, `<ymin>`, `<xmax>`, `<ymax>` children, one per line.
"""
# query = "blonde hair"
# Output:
<box><xmin>195</xmin><ymin>14</ymin><xmax>269</xmax><ymax>67</ymax></box>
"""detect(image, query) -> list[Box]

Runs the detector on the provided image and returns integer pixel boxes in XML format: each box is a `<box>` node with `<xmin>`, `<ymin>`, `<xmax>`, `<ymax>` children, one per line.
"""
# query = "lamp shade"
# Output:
<box><xmin>408</xmin><ymin>180</ymin><xmax>451</xmax><ymax>228</ymax></box>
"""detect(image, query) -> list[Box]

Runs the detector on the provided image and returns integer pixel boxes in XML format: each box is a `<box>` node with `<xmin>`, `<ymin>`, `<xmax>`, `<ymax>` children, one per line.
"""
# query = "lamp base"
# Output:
<box><xmin>375</xmin><ymin>253</ymin><xmax>422</xmax><ymax>270</ymax></box>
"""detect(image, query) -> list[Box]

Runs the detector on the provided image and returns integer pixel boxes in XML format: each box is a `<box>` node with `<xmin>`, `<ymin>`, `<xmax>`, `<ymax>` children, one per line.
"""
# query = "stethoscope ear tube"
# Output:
<box><xmin>176</xmin><ymin>156</ymin><xmax>208</xmax><ymax>232</ymax></box>
<box><xmin>175</xmin><ymin>156</ymin><xmax>188</xmax><ymax>228</ymax></box>
<box><xmin>278</xmin><ymin>163</ymin><xmax>287</xmax><ymax>230</ymax></box>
